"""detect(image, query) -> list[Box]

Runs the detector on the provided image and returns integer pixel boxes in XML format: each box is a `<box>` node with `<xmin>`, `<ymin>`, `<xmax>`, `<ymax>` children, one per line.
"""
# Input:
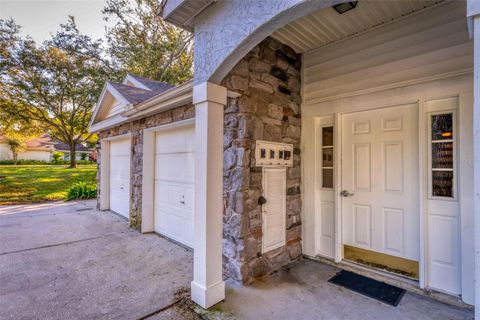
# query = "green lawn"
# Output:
<box><xmin>0</xmin><ymin>165</ymin><xmax>97</xmax><ymax>204</ymax></box>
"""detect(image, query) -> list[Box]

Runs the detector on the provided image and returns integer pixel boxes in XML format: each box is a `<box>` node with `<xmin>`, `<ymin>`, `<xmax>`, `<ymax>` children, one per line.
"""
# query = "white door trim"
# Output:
<box><xmin>418</xmin><ymin>100</ymin><xmax>427</xmax><ymax>289</ymax></box>
<box><xmin>141</xmin><ymin>118</ymin><xmax>195</xmax><ymax>233</ymax></box>
<box><xmin>334</xmin><ymin>113</ymin><xmax>343</xmax><ymax>263</ymax></box>
<box><xmin>99</xmin><ymin>133</ymin><xmax>132</xmax><ymax>216</ymax></box>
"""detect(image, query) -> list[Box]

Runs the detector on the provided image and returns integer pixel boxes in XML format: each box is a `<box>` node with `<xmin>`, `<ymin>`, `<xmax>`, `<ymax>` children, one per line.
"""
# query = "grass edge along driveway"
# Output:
<box><xmin>0</xmin><ymin>165</ymin><xmax>97</xmax><ymax>204</ymax></box>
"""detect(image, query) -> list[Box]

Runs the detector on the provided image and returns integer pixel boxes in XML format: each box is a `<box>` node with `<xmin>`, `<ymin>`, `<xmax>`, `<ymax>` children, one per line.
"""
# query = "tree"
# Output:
<box><xmin>0</xmin><ymin>17</ymin><xmax>111</xmax><ymax>168</ymax></box>
<box><xmin>51</xmin><ymin>151</ymin><xmax>65</xmax><ymax>164</ymax></box>
<box><xmin>0</xmin><ymin>100</ymin><xmax>42</xmax><ymax>163</ymax></box>
<box><xmin>103</xmin><ymin>0</ymin><xmax>193</xmax><ymax>84</ymax></box>
<box><xmin>5</xmin><ymin>139</ymin><xmax>22</xmax><ymax>162</ymax></box>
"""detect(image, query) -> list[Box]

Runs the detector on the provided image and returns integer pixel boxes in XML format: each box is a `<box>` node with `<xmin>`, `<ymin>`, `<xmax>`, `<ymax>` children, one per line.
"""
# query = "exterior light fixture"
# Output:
<box><xmin>333</xmin><ymin>1</ymin><xmax>358</xmax><ymax>14</ymax></box>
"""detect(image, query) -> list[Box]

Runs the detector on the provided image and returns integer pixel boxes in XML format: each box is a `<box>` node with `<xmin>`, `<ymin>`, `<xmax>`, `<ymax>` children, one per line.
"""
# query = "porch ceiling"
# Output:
<box><xmin>271</xmin><ymin>0</ymin><xmax>444</xmax><ymax>53</ymax></box>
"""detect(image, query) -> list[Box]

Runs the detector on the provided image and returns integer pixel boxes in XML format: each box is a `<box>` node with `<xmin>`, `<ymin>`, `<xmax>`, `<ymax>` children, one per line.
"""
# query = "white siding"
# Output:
<box><xmin>303</xmin><ymin>2</ymin><xmax>472</xmax><ymax>104</ymax></box>
<box><xmin>0</xmin><ymin>143</ymin><xmax>12</xmax><ymax>160</ymax></box>
<box><xmin>17</xmin><ymin>151</ymin><xmax>51</xmax><ymax>161</ymax></box>
<box><xmin>0</xmin><ymin>144</ymin><xmax>51</xmax><ymax>161</ymax></box>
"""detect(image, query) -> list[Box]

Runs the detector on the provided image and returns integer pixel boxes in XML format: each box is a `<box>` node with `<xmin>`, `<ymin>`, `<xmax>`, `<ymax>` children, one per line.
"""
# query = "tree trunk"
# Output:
<box><xmin>12</xmin><ymin>151</ymin><xmax>18</xmax><ymax>165</ymax></box>
<box><xmin>69</xmin><ymin>143</ymin><xmax>76</xmax><ymax>168</ymax></box>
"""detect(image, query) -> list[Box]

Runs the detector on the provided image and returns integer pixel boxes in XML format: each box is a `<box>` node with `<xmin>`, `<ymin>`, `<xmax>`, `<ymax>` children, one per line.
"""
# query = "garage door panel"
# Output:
<box><xmin>109</xmin><ymin>138</ymin><xmax>131</xmax><ymax>219</ymax></box>
<box><xmin>155</xmin><ymin>154</ymin><xmax>188</xmax><ymax>181</ymax></box>
<box><xmin>184</xmin><ymin>219</ymin><xmax>194</xmax><ymax>246</ymax></box>
<box><xmin>111</xmin><ymin>156</ymin><xmax>129</xmax><ymax>171</ymax></box>
<box><xmin>154</xmin><ymin>182</ymin><xmax>170</xmax><ymax>204</ymax></box>
<box><xmin>154</xmin><ymin>125</ymin><xmax>195</xmax><ymax>248</ymax></box>
<box><xmin>110</xmin><ymin>195</ymin><xmax>129</xmax><ymax>215</ymax></box>
<box><xmin>155</xmin><ymin>210</ymin><xmax>194</xmax><ymax>247</ymax></box>
<box><xmin>110</xmin><ymin>174</ymin><xmax>128</xmax><ymax>186</ymax></box>
<box><xmin>184</xmin><ymin>154</ymin><xmax>195</xmax><ymax>183</ymax></box>
<box><xmin>110</xmin><ymin>139</ymin><xmax>130</xmax><ymax>156</ymax></box>
<box><xmin>183</xmin><ymin>187</ymin><xmax>194</xmax><ymax>212</ymax></box>
<box><xmin>155</xmin><ymin>127</ymin><xmax>194</xmax><ymax>154</ymax></box>
<box><xmin>155</xmin><ymin>181</ymin><xmax>193</xmax><ymax>212</ymax></box>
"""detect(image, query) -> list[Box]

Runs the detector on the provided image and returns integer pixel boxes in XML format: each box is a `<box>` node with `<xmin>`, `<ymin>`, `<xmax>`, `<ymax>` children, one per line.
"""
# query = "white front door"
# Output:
<box><xmin>154</xmin><ymin>125</ymin><xmax>195</xmax><ymax>248</ymax></box>
<box><xmin>341</xmin><ymin>104</ymin><xmax>419</xmax><ymax>261</ymax></box>
<box><xmin>109</xmin><ymin>138</ymin><xmax>131</xmax><ymax>218</ymax></box>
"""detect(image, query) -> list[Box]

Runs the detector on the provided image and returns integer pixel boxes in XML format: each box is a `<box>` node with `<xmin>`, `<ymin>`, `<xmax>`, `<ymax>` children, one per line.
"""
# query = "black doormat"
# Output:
<box><xmin>328</xmin><ymin>270</ymin><xmax>406</xmax><ymax>306</ymax></box>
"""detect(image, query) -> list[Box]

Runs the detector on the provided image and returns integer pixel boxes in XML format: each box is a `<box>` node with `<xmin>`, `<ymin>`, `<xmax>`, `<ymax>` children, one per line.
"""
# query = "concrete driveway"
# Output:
<box><xmin>0</xmin><ymin>200</ymin><xmax>195</xmax><ymax>320</ymax></box>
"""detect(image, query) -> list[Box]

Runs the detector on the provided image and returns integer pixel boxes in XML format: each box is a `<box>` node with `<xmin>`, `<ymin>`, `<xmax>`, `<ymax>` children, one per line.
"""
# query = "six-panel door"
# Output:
<box><xmin>341</xmin><ymin>104</ymin><xmax>419</xmax><ymax>261</ymax></box>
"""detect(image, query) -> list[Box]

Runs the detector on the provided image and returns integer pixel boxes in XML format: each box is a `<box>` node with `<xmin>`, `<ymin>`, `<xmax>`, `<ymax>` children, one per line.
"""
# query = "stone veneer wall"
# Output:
<box><xmin>96</xmin><ymin>104</ymin><xmax>195</xmax><ymax>229</ymax></box>
<box><xmin>221</xmin><ymin>37</ymin><xmax>302</xmax><ymax>283</ymax></box>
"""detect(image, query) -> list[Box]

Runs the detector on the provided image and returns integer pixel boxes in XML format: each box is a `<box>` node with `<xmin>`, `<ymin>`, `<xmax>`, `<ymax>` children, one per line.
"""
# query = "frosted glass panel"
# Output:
<box><xmin>431</xmin><ymin>114</ymin><xmax>453</xmax><ymax>141</ymax></box>
<box><xmin>432</xmin><ymin>171</ymin><xmax>453</xmax><ymax>198</ymax></box>
<box><xmin>322</xmin><ymin>148</ymin><xmax>334</xmax><ymax>167</ymax></box>
<box><xmin>432</xmin><ymin>142</ymin><xmax>453</xmax><ymax>169</ymax></box>
<box><xmin>322</xmin><ymin>169</ymin><xmax>334</xmax><ymax>189</ymax></box>
<box><xmin>322</xmin><ymin>127</ymin><xmax>334</xmax><ymax>146</ymax></box>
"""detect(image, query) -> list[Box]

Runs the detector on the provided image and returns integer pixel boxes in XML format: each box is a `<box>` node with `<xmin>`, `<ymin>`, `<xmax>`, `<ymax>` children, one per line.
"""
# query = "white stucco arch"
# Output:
<box><xmin>193</xmin><ymin>0</ymin><xmax>343</xmax><ymax>84</ymax></box>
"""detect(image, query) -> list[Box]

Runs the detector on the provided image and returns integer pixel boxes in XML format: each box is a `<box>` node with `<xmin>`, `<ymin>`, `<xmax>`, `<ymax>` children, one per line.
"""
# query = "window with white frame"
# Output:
<box><xmin>321</xmin><ymin>126</ymin><xmax>334</xmax><ymax>189</ymax></box>
<box><xmin>429</xmin><ymin>112</ymin><xmax>455</xmax><ymax>198</ymax></box>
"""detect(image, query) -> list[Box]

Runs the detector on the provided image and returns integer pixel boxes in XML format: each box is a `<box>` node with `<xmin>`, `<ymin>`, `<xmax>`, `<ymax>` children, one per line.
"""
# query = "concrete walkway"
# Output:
<box><xmin>0</xmin><ymin>201</ymin><xmax>474</xmax><ymax>320</ymax></box>
<box><xmin>215</xmin><ymin>260</ymin><xmax>474</xmax><ymax>320</ymax></box>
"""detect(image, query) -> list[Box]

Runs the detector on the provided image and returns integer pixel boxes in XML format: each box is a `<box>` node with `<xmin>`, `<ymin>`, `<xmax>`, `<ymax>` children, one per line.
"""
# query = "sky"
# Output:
<box><xmin>0</xmin><ymin>0</ymin><xmax>110</xmax><ymax>43</ymax></box>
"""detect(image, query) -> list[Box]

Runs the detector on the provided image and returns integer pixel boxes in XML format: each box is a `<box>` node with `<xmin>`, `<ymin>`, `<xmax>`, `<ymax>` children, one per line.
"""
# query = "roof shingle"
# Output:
<box><xmin>128</xmin><ymin>74</ymin><xmax>175</xmax><ymax>93</ymax></box>
<box><xmin>109</xmin><ymin>82</ymin><xmax>160</xmax><ymax>106</ymax></box>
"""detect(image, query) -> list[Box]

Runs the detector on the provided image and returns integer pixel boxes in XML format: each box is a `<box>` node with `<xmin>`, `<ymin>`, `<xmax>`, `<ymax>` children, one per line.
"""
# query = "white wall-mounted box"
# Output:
<box><xmin>255</xmin><ymin>140</ymin><xmax>293</xmax><ymax>167</ymax></box>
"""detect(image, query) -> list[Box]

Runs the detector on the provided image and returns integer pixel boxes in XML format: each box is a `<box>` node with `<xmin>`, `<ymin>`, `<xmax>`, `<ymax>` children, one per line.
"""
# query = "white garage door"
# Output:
<box><xmin>109</xmin><ymin>138</ymin><xmax>131</xmax><ymax>219</ymax></box>
<box><xmin>154</xmin><ymin>125</ymin><xmax>195</xmax><ymax>248</ymax></box>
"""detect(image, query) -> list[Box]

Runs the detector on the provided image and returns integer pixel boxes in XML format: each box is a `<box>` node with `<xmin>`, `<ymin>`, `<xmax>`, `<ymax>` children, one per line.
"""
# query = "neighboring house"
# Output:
<box><xmin>52</xmin><ymin>141</ymin><xmax>94</xmax><ymax>161</ymax></box>
<box><xmin>0</xmin><ymin>134</ymin><xmax>55</xmax><ymax>161</ymax></box>
<box><xmin>0</xmin><ymin>134</ymin><xmax>94</xmax><ymax>162</ymax></box>
<box><xmin>89</xmin><ymin>0</ymin><xmax>480</xmax><ymax>314</ymax></box>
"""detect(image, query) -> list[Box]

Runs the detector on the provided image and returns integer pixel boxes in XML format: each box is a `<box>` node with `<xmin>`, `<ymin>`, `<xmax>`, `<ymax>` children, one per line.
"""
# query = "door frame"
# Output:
<box><xmin>141</xmin><ymin>118</ymin><xmax>195</xmax><ymax>233</ymax></box>
<box><xmin>99</xmin><ymin>133</ymin><xmax>132</xmax><ymax>218</ymax></box>
<box><xmin>303</xmin><ymin>74</ymin><xmax>473</xmax><ymax>303</ymax></box>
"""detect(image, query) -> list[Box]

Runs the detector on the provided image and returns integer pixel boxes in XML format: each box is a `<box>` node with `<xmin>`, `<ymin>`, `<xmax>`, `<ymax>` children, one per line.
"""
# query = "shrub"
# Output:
<box><xmin>0</xmin><ymin>159</ymin><xmax>49</xmax><ymax>165</ymax></box>
<box><xmin>51</xmin><ymin>151</ymin><xmax>65</xmax><ymax>164</ymax></box>
<box><xmin>66</xmin><ymin>182</ymin><xmax>97</xmax><ymax>200</ymax></box>
<box><xmin>0</xmin><ymin>159</ymin><xmax>95</xmax><ymax>165</ymax></box>
<box><xmin>80</xmin><ymin>153</ymin><xmax>87</xmax><ymax>160</ymax></box>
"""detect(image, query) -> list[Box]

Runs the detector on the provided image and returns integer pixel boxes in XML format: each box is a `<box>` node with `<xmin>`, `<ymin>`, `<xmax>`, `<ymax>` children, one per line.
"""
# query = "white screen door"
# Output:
<box><xmin>341</xmin><ymin>103</ymin><xmax>419</xmax><ymax>261</ymax></box>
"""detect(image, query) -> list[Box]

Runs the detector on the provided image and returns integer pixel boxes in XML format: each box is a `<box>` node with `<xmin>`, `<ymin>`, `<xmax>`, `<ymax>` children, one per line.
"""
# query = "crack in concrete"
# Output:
<box><xmin>0</xmin><ymin>210</ymin><xmax>98</xmax><ymax>219</ymax></box>
<box><xmin>136</xmin><ymin>298</ymin><xmax>183</xmax><ymax>320</ymax></box>
<box><xmin>0</xmin><ymin>232</ymin><xmax>122</xmax><ymax>256</ymax></box>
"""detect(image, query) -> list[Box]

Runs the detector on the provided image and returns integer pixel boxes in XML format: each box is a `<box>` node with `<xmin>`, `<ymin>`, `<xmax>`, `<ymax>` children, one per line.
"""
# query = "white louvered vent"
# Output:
<box><xmin>262</xmin><ymin>167</ymin><xmax>287</xmax><ymax>253</ymax></box>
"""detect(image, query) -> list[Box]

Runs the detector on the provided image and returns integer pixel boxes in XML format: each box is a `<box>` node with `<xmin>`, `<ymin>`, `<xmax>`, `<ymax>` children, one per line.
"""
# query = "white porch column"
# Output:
<box><xmin>191</xmin><ymin>82</ymin><xmax>227</xmax><ymax>308</ymax></box>
<box><xmin>470</xmin><ymin>1</ymin><xmax>480</xmax><ymax>316</ymax></box>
